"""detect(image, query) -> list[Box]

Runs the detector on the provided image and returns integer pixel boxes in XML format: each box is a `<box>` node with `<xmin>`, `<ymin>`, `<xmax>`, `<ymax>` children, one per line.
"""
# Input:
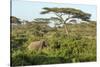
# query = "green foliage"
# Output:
<box><xmin>40</xmin><ymin>7</ymin><xmax>91</xmax><ymax>35</ymax></box>
<box><xmin>11</xmin><ymin>21</ymin><xmax>96</xmax><ymax>66</ymax></box>
<box><xmin>41</xmin><ymin>7</ymin><xmax>91</xmax><ymax>21</ymax></box>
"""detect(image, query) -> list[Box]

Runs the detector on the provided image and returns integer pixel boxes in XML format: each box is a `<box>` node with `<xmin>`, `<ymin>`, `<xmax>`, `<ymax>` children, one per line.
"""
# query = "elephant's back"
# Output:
<box><xmin>28</xmin><ymin>41</ymin><xmax>41</xmax><ymax>50</ymax></box>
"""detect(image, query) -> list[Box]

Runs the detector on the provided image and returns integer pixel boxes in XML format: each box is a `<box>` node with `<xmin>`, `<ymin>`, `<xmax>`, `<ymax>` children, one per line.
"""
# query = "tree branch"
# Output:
<box><xmin>55</xmin><ymin>13</ymin><xmax>64</xmax><ymax>22</ymax></box>
<box><xmin>64</xmin><ymin>14</ymin><xmax>73</xmax><ymax>24</ymax></box>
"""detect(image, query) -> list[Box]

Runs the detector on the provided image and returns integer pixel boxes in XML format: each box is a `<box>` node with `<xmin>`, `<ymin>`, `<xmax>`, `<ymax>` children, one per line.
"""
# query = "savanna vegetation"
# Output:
<box><xmin>11</xmin><ymin>7</ymin><xmax>96</xmax><ymax>66</ymax></box>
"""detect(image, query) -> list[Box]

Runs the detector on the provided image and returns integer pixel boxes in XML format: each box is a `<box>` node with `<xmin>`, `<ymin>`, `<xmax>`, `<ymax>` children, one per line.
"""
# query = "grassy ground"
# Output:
<box><xmin>11</xmin><ymin>21</ymin><xmax>96</xmax><ymax>66</ymax></box>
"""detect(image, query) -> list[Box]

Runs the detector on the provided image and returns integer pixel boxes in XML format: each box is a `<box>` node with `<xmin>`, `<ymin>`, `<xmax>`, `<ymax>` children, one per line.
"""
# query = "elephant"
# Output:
<box><xmin>28</xmin><ymin>40</ymin><xmax>48</xmax><ymax>51</ymax></box>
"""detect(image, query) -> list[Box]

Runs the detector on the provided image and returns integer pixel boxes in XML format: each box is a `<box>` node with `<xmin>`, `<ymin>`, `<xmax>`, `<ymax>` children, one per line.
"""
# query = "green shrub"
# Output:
<box><xmin>11</xmin><ymin>22</ymin><xmax>96</xmax><ymax>66</ymax></box>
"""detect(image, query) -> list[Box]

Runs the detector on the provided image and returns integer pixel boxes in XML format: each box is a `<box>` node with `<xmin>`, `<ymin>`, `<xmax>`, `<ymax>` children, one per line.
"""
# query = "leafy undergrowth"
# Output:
<box><xmin>11</xmin><ymin>21</ymin><xmax>96</xmax><ymax>66</ymax></box>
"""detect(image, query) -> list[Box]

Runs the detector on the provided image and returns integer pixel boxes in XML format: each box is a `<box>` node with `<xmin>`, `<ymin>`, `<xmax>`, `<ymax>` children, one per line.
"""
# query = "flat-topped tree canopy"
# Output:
<box><xmin>41</xmin><ymin>7</ymin><xmax>91</xmax><ymax>21</ymax></box>
<box><xmin>40</xmin><ymin>7</ymin><xmax>91</xmax><ymax>35</ymax></box>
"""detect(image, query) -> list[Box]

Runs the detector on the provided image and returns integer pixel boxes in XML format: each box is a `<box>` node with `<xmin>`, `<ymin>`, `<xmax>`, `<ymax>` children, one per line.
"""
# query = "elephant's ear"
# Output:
<box><xmin>40</xmin><ymin>40</ymin><xmax>44</xmax><ymax>49</ymax></box>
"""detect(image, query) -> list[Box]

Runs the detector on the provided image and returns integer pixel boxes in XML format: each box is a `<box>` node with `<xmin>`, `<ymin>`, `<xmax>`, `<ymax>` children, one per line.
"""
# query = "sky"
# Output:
<box><xmin>12</xmin><ymin>0</ymin><xmax>97</xmax><ymax>21</ymax></box>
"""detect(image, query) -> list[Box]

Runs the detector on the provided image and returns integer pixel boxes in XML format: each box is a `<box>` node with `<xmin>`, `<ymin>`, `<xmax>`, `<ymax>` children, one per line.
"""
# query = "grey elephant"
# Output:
<box><xmin>28</xmin><ymin>40</ymin><xmax>48</xmax><ymax>51</ymax></box>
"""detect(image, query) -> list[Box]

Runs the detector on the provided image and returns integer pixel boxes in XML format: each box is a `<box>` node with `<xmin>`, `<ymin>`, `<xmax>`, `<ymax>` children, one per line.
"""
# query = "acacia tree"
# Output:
<box><xmin>40</xmin><ymin>7</ymin><xmax>91</xmax><ymax>35</ymax></box>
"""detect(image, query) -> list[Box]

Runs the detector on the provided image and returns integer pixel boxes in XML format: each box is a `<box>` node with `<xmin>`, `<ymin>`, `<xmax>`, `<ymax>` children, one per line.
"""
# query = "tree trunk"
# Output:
<box><xmin>64</xmin><ymin>23</ymin><xmax>69</xmax><ymax>35</ymax></box>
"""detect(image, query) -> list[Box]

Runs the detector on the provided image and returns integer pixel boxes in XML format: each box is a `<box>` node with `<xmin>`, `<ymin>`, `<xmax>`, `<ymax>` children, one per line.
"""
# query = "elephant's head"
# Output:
<box><xmin>41</xmin><ymin>40</ymin><xmax>48</xmax><ymax>48</ymax></box>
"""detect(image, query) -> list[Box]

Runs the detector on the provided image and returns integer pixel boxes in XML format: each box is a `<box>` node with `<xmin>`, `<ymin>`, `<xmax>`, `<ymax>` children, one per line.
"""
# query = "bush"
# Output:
<box><xmin>11</xmin><ymin>22</ymin><xmax>96</xmax><ymax>66</ymax></box>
